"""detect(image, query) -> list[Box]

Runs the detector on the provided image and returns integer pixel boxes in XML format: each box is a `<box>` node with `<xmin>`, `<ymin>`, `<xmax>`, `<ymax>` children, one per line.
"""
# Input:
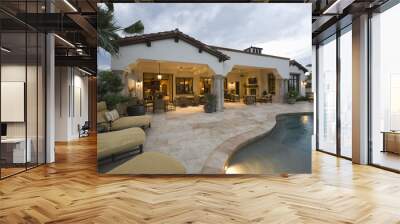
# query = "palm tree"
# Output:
<box><xmin>97</xmin><ymin>3</ymin><xmax>144</xmax><ymax>56</ymax></box>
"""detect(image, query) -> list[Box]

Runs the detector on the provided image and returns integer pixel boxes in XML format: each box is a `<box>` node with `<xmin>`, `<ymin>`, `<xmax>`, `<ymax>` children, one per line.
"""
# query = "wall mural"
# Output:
<box><xmin>96</xmin><ymin>3</ymin><xmax>313</xmax><ymax>175</ymax></box>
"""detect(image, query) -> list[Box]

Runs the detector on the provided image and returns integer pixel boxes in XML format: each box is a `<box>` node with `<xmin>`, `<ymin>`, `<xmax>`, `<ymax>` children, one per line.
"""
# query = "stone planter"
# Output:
<box><xmin>287</xmin><ymin>98</ymin><xmax>296</xmax><ymax>104</ymax></box>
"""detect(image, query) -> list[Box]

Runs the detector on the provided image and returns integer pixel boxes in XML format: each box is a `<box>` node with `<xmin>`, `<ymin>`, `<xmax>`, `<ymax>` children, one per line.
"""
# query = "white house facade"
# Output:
<box><xmin>111</xmin><ymin>29</ymin><xmax>308</xmax><ymax>111</ymax></box>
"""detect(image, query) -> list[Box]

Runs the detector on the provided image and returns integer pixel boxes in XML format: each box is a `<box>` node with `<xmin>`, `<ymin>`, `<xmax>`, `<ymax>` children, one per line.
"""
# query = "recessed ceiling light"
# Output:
<box><xmin>63</xmin><ymin>0</ymin><xmax>78</xmax><ymax>12</ymax></box>
<box><xmin>78</xmin><ymin>67</ymin><xmax>92</xmax><ymax>76</ymax></box>
<box><xmin>54</xmin><ymin>34</ymin><xmax>75</xmax><ymax>48</ymax></box>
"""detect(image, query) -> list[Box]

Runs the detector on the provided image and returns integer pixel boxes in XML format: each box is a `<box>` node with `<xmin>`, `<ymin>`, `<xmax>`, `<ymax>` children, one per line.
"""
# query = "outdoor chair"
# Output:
<box><xmin>97</xmin><ymin>101</ymin><xmax>152</xmax><ymax>131</ymax></box>
<box><xmin>166</xmin><ymin>99</ymin><xmax>176</xmax><ymax>111</ymax></box>
<box><xmin>78</xmin><ymin>121</ymin><xmax>90</xmax><ymax>138</ymax></box>
<box><xmin>97</xmin><ymin>127</ymin><xmax>145</xmax><ymax>162</ymax></box>
<box><xmin>154</xmin><ymin>98</ymin><xmax>166</xmax><ymax>113</ymax></box>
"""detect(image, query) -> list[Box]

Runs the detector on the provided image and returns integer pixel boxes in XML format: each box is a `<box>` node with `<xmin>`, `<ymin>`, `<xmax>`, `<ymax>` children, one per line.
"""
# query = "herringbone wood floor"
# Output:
<box><xmin>1</xmin><ymin>136</ymin><xmax>400</xmax><ymax>224</ymax></box>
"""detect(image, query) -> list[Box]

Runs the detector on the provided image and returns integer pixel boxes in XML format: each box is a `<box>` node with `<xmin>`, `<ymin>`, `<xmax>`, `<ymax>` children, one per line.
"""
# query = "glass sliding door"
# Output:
<box><xmin>339</xmin><ymin>26</ymin><xmax>352</xmax><ymax>158</ymax></box>
<box><xmin>27</xmin><ymin>31</ymin><xmax>38</xmax><ymax>169</ymax></box>
<box><xmin>0</xmin><ymin>31</ymin><xmax>28</xmax><ymax>177</ymax></box>
<box><xmin>0</xmin><ymin>1</ymin><xmax>46</xmax><ymax>179</ymax></box>
<box><xmin>317</xmin><ymin>35</ymin><xmax>337</xmax><ymax>154</ymax></box>
<box><xmin>370</xmin><ymin>3</ymin><xmax>400</xmax><ymax>171</ymax></box>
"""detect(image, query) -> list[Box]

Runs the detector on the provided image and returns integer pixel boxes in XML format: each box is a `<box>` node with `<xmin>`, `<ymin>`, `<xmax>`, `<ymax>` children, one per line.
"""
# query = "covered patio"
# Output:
<box><xmin>225</xmin><ymin>65</ymin><xmax>286</xmax><ymax>103</ymax></box>
<box><xmin>121</xmin><ymin>59</ymin><xmax>225</xmax><ymax>112</ymax></box>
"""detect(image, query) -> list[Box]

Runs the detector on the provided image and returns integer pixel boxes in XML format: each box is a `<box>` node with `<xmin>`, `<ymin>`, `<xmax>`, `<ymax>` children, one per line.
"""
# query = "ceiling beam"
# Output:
<box><xmin>67</xmin><ymin>13</ymin><xmax>97</xmax><ymax>47</ymax></box>
<box><xmin>55</xmin><ymin>55</ymin><xmax>96</xmax><ymax>71</ymax></box>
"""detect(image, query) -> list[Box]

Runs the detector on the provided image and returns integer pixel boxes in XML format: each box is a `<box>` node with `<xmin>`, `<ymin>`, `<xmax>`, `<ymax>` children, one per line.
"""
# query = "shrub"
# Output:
<box><xmin>287</xmin><ymin>90</ymin><xmax>299</xmax><ymax>99</ymax></box>
<box><xmin>97</xmin><ymin>70</ymin><xmax>129</xmax><ymax>109</ymax></box>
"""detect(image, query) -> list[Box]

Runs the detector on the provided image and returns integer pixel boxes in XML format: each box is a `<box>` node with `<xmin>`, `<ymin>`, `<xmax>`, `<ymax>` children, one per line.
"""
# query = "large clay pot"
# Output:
<box><xmin>127</xmin><ymin>105</ymin><xmax>145</xmax><ymax>116</ymax></box>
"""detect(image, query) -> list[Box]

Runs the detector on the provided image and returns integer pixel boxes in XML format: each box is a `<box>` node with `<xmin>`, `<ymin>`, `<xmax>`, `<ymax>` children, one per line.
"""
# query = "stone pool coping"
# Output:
<box><xmin>201</xmin><ymin>112</ymin><xmax>314</xmax><ymax>174</ymax></box>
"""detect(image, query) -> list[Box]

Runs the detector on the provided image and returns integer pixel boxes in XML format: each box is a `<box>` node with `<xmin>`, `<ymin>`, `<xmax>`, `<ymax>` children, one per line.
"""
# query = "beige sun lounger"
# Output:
<box><xmin>97</xmin><ymin>101</ymin><xmax>151</xmax><ymax>131</ymax></box>
<box><xmin>97</xmin><ymin>127</ymin><xmax>145</xmax><ymax>161</ymax></box>
<box><xmin>110</xmin><ymin>115</ymin><xmax>151</xmax><ymax>131</ymax></box>
<box><xmin>107</xmin><ymin>151</ymin><xmax>186</xmax><ymax>174</ymax></box>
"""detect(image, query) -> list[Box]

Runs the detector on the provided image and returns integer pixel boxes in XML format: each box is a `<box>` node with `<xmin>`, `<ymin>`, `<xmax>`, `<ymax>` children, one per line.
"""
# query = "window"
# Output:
<box><xmin>268</xmin><ymin>74</ymin><xmax>276</xmax><ymax>94</ymax></box>
<box><xmin>315</xmin><ymin>25</ymin><xmax>353</xmax><ymax>159</ymax></box>
<box><xmin>340</xmin><ymin>26</ymin><xmax>352</xmax><ymax>158</ymax></box>
<box><xmin>370</xmin><ymin>3</ymin><xmax>400</xmax><ymax>171</ymax></box>
<box><xmin>317</xmin><ymin>35</ymin><xmax>337</xmax><ymax>155</ymax></box>
<box><xmin>176</xmin><ymin>78</ymin><xmax>193</xmax><ymax>94</ymax></box>
<box><xmin>248</xmin><ymin>77</ymin><xmax>257</xmax><ymax>85</ymax></box>
<box><xmin>288</xmin><ymin>73</ymin><xmax>300</xmax><ymax>92</ymax></box>
<box><xmin>0</xmin><ymin>2</ymin><xmax>46</xmax><ymax>179</ymax></box>
<box><xmin>200</xmin><ymin>77</ymin><xmax>211</xmax><ymax>95</ymax></box>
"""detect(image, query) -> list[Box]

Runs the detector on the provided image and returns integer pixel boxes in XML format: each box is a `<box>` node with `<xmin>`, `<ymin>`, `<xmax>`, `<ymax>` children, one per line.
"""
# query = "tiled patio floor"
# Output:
<box><xmin>144</xmin><ymin>102</ymin><xmax>313</xmax><ymax>174</ymax></box>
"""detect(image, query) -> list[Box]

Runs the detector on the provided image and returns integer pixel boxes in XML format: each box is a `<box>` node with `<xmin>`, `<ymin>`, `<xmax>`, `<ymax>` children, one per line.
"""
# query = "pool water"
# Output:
<box><xmin>225</xmin><ymin>113</ymin><xmax>313</xmax><ymax>174</ymax></box>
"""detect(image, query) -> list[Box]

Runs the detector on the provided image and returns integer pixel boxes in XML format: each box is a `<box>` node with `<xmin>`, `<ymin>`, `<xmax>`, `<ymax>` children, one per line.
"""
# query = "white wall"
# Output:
<box><xmin>1</xmin><ymin>63</ymin><xmax>46</xmax><ymax>164</ymax></box>
<box><xmin>55</xmin><ymin>67</ymin><xmax>89</xmax><ymax>141</ymax></box>
<box><xmin>112</xmin><ymin>39</ymin><xmax>225</xmax><ymax>75</ymax></box>
<box><xmin>217</xmin><ymin>49</ymin><xmax>290</xmax><ymax>79</ymax></box>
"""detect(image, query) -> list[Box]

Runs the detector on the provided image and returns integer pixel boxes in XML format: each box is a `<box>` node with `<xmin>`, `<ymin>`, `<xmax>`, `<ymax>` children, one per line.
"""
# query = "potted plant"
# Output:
<box><xmin>262</xmin><ymin>90</ymin><xmax>268</xmax><ymax>96</ymax></box>
<box><xmin>126</xmin><ymin>97</ymin><xmax>146</xmax><ymax>116</ymax></box>
<box><xmin>287</xmin><ymin>90</ymin><xmax>298</xmax><ymax>104</ymax></box>
<box><xmin>204</xmin><ymin>94</ymin><xmax>217</xmax><ymax>113</ymax></box>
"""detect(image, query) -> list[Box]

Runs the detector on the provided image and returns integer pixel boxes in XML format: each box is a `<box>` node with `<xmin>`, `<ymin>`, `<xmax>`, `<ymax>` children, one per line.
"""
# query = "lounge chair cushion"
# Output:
<box><xmin>111</xmin><ymin>115</ymin><xmax>151</xmax><ymax>131</ymax></box>
<box><xmin>97</xmin><ymin>127</ymin><xmax>145</xmax><ymax>160</ymax></box>
<box><xmin>97</xmin><ymin>101</ymin><xmax>108</xmax><ymax>123</ymax></box>
<box><xmin>97</xmin><ymin>101</ymin><xmax>107</xmax><ymax>112</ymax></box>
<box><xmin>105</xmin><ymin>109</ymin><xmax>120</xmax><ymax>122</ymax></box>
<box><xmin>97</xmin><ymin>111</ymin><xmax>107</xmax><ymax>124</ymax></box>
<box><xmin>107</xmin><ymin>151</ymin><xmax>186</xmax><ymax>174</ymax></box>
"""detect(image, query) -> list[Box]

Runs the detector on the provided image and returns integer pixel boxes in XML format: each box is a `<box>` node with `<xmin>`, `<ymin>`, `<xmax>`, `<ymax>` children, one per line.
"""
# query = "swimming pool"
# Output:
<box><xmin>225</xmin><ymin>112</ymin><xmax>313</xmax><ymax>174</ymax></box>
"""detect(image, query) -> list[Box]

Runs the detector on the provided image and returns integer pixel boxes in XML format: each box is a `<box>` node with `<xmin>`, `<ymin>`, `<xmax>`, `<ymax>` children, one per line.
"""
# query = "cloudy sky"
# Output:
<box><xmin>98</xmin><ymin>3</ymin><xmax>311</xmax><ymax>70</ymax></box>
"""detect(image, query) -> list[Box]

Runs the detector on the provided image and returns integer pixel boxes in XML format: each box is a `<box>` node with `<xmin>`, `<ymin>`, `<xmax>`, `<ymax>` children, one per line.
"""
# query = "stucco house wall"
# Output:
<box><xmin>110</xmin><ymin>30</ymin><xmax>309</xmax><ymax>106</ymax></box>
<box><xmin>216</xmin><ymin>48</ymin><xmax>290</xmax><ymax>79</ymax></box>
<box><xmin>289</xmin><ymin>63</ymin><xmax>308</xmax><ymax>96</ymax></box>
<box><xmin>111</xmin><ymin>39</ymin><xmax>225</xmax><ymax>75</ymax></box>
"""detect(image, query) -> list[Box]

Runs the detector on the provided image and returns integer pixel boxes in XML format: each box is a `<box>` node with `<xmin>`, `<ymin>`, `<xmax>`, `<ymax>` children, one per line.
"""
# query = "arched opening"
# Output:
<box><xmin>224</xmin><ymin>65</ymin><xmax>283</xmax><ymax>103</ymax></box>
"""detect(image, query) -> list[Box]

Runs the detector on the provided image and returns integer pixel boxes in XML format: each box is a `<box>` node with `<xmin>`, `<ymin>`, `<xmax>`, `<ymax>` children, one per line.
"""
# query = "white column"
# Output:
<box><xmin>46</xmin><ymin>32</ymin><xmax>55</xmax><ymax>163</ymax></box>
<box><xmin>312</xmin><ymin>45</ymin><xmax>317</xmax><ymax>150</ymax></box>
<box><xmin>277</xmin><ymin>79</ymin><xmax>287</xmax><ymax>103</ymax></box>
<box><xmin>212</xmin><ymin>75</ymin><xmax>224</xmax><ymax>112</ymax></box>
<box><xmin>352</xmin><ymin>14</ymin><xmax>369</xmax><ymax>164</ymax></box>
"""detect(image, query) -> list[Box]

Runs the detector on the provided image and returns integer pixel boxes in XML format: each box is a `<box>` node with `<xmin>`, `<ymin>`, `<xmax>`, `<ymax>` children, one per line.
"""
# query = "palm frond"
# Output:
<box><xmin>123</xmin><ymin>20</ymin><xmax>144</xmax><ymax>35</ymax></box>
<box><xmin>97</xmin><ymin>7</ymin><xmax>121</xmax><ymax>55</ymax></box>
<box><xmin>97</xmin><ymin>6</ymin><xmax>144</xmax><ymax>55</ymax></box>
<box><xmin>105</xmin><ymin>3</ymin><xmax>114</xmax><ymax>12</ymax></box>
